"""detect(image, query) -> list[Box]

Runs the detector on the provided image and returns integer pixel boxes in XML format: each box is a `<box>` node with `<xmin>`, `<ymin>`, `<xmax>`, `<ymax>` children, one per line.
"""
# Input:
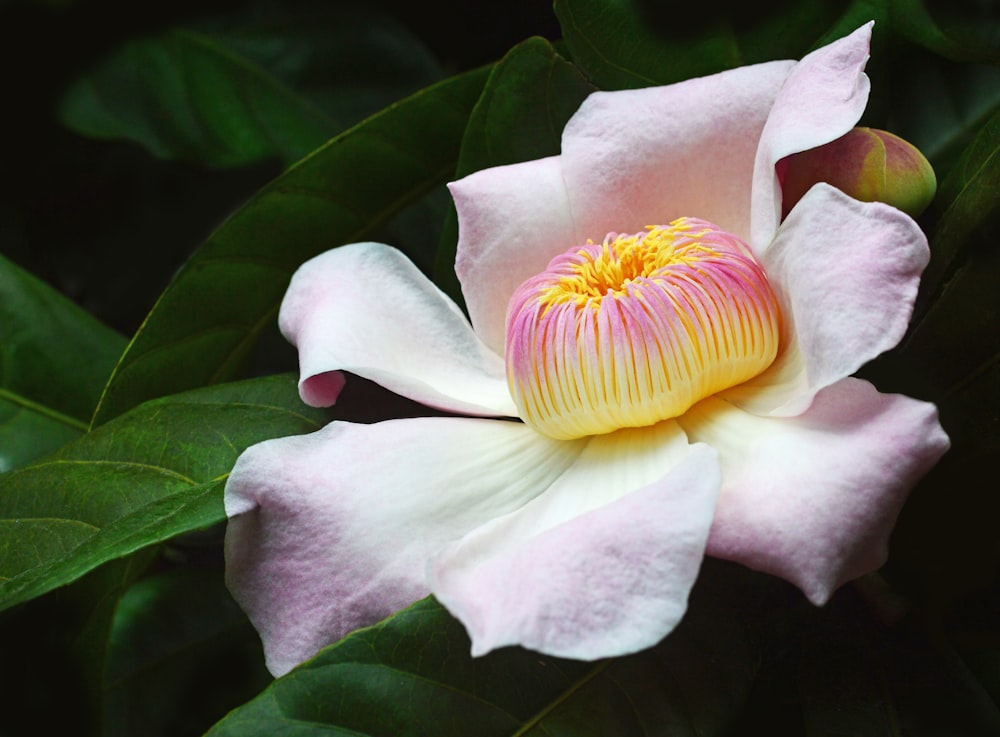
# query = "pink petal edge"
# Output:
<box><xmin>678</xmin><ymin>377</ymin><xmax>949</xmax><ymax>604</ymax></box>
<box><xmin>751</xmin><ymin>22</ymin><xmax>873</xmax><ymax>251</ymax></box>
<box><xmin>559</xmin><ymin>59</ymin><xmax>794</xmax><ymax>245</ymax></box>
<box><xmin>225</xmin><ymin>416</ymin><xmax>587</xmax><ymax>676</ymax></box>
<box><xmin>431</xmin><ymin>422</ymin><xmax>721</xmax><ymax>658</ymax></box>
<box><xmin>451</xmin><ymin>156</ymin><xmax>578</xmax><ymax>356</ymax></box>
<box><xmin>723</xmin><ymin>183</ymin><xmax>929</xmax><ymax>417</ymax></box>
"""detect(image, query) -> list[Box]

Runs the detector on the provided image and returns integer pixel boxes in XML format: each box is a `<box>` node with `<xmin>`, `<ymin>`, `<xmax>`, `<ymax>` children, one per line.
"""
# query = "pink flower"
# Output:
<box><xmin>224</xmin><ymin>23</ymin><xmax>949</xmax><ymax>677</ymax></box>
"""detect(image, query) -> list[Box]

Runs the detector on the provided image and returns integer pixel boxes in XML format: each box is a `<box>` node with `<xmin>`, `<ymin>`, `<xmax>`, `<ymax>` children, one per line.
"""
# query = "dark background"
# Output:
<box><xmin>0</xmin><ymin>0</ymin><xmax>559</xmax><ymax>336</ymax></box>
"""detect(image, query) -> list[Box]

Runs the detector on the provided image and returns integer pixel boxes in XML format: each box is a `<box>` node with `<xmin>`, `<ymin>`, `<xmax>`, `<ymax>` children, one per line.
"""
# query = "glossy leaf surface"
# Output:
<box><xmin>435</xmin><ymin>37</ymin><xmax>594</xmax><ymax>298</ymax></box>
<box><xmin>103</xmin><ymin>568</ymin><xmax>270</xmax><ymax>737</ymax></box>
<box><xmin>207</xmin><ymin>561</ymin><xmax>782</xmax><ymax>737</ymax></box>
<box><xmin>919</xmin><ymin>108</ymin><xmax>1000</xmax><ymax>302</ymax></box>
<box><xmin>0</xmin><ymin>254</ymin><xmax>125</xmax><ymax>470</ymax></box>
<box><xmin>0</xmin><ymin>374</ymin><xmax>330</xmax><ymax>612</ymax></box>
<box><xmin>890</xmin><ymin>0</ymin><xmax>1000</xmax><ymax>63</ymax></box>
<box><xmin>59</xmin><ymin>6</ymin><xmax>441</xmax><ymax>168</ymax></box>
<box><xmin>91</xmin><ymin>65</ymin><xmax>490</xmax><ymax>426</ymax></box>
<box><xmin>555</xmin><ymin>0</ymin><xmax>856</xmax><ymax>91</ymax></box>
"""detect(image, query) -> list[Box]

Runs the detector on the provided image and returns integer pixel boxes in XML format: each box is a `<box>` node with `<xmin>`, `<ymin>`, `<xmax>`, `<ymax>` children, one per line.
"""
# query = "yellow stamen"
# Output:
<box><xmin>505</xmin><ymin>218</ymin><xmax>782</xmax><ymax>439</ymax></box>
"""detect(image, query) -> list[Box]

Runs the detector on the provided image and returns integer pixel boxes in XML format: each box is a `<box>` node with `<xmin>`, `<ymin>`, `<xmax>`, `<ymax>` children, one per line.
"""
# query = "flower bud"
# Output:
<box><xmin>779</xmin><ymin>127</ymin><xmax>936</xmax><ymax>218</ymax></box>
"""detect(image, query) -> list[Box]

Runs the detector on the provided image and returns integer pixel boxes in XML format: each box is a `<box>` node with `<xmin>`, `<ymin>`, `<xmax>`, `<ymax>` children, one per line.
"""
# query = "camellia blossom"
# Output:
<box><xmin>225</xmin><ymin>23</ymin><xmax>949</xmax><ymax>677</ymax></box>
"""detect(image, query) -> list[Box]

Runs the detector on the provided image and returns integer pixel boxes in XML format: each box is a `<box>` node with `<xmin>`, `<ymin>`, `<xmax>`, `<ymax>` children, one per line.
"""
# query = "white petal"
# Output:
<box><xmin>432</xmin><ymin>421</ymin><xmax>721</xmax><ymax>658</ymax></box>
<box><xmin>560</xmin><ymin>60</ymin><xmax>794</xmax><ymax>244</ymax></box>
<box><xmin>723</xmin><ymin>184</ymin><xmax>929</xmax><ymax>416</ymax></box>
<box><xmin>450</xmin><ymin>156</ymin><xmax>578</xmax><ymax>356</ymax></box>
<box><xmin>751</xmin><ymin>23</ymin><xmax>873</xmax><ymax>250</ymax></box>
<box><xmin>279</xmin><ymin>242</ymin><xmax>516</xmax><ymax>416</ymax></box>
<box><xmin>225</xmin><ymin>416</ymin><xmax>586</xmax><ymax>676</ymax></box>
<box><xmin>678</xmin><ymin>379</ymin><xmax>949</xmax><ymax>604</ymax></box>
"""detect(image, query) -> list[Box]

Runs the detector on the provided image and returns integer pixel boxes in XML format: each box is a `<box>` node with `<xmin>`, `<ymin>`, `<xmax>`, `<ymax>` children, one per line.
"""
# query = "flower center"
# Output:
<box><xmin>505</xmin><ymin>217</ymin><xmax>782</xmax><ymax>439</ymax></box>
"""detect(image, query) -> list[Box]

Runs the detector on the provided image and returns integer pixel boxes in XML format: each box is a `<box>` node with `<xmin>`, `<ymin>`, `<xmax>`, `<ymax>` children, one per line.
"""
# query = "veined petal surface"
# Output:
<box><xmin>451</xmin><ymin>156</ymin><xmax>578</xmax><ymax>356</ymax></box>
<box><xmin>678</xmin><ymin>378</ymin><xmax>949</xmax><ymax>605</ymax></box>
<box><xmin>432</xmin><ymin>422</ymin><xmax>720</xmax><ymax>658</ymax></box>
<box><xmin>723</xmin><ymin>184</ymin><xmax>929</xmax><ymax>417</ymax></box>
<box><xmin>225</xmin><ymin>417</ymin><xmax>586</xmax><ymax>676</ymax></box>
<box><xmin>751</xmin><ymin>22</ymin><xmax>872</xmax><ymax>250</ymax></box>
<box><xmin>559</xmin><ymin>59</ymin><xmax>794</xmax><ymax>244</ymax></box>
<box><xmin>279</xmin><ymin>242</ymin><xmax>516</xmax><ymax>416</ymax></box>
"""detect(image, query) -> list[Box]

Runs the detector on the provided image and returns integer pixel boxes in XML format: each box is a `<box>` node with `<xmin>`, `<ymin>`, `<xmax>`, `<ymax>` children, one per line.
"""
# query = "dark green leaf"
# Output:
<box><xmin>554</xmin><ymin>0</ymin><xmax>858</xmax><ymax>91</ymax></box>
<box><xmin>0</xmin><ymin>552</ymin><xmax>155</xmax><ymax>737</ymax></box>
<box><xmin>452</xmin><ymin>39</ymin><xmax>594</xmax><ymax>174</ymax></box>
<box><xmin>205</xmin><ymin>4</ymin><xmax>442</xmax><ymax>137</ymax></box>
<box><xmin>918</xmin><ymin>107</ymin><xmax>1000</xmax><ymax>303</ymax></box>
<box><xmin>889</xmin><ymin>0</ymin><xmax>1000</xmax><ymax>63</ymax></box>
<box><xmin>90</xmin><ymin>65</ymin><xmax>491</xmax><ymax>426</ymax></box>
<box><xmin>59</xmin><ymin>29</ymin><xmax>331</xmax><ymax>168</ymax></box>
<box><xmin>434</xmin><ymin>37</ymin><xmax>595</xmax><ymax>298</ymax></box>
<box><xmin>889</xmin><ymin>57</ymin><xmax>1000</xmax><ymax>171</ymax></box>
<box><xmin>797</xmin><ymin>590</ymin><xmax>1000</xmax><ymax>737</ymax></box>
<box><xmin>902</xmin><ymin>220</ymin><xmax>1000</xmax><ymax>404</ymax></box>
<box><xmin>864</xmin><ymin>109</ymin><xmax>1000</xmax><ymax>410</ymax></box>
<box><xmin>868</xmin><ymin>216</ymin><xmax>999</xmax><ymax>610</ymax></box>
<box><xmin>555</xmin><ymin>0</ymin><xmax>739</xmax><ymax>89</ymax></box>
<box><xmin>206</xmin><ymin>560</ymin><xmax>784</xmax><ymax>737</ymax></box>
<box><xmin>0</xmin><ymin>374</ymin><xmax>330</xmax><ymax>613</ymax></box>
<box><xmin>0</xmin><ymin>253</ymin><xmax>125</xmax><ymax>470</ymax></box>
<box><xmin>103</xmin><ymin>568</ymin><xmax>270</xmax><ymax>737</ymax></box>
<box><xmin>951</xmin><ymin>582</ymin><xmax>1000</xmax><ymax>710</ymax></box>
<box><xmin>876</xmin><ymin>255</ymin><xmax>999</xmax><ymax>607</ymax></box>
<box><xmin>59</xmin><ymin>7</ymin><xmax>441</xmax><ymax>169</ymax></box>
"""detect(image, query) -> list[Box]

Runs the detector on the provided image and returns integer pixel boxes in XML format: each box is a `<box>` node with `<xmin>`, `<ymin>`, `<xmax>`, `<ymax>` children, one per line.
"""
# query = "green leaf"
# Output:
<box><xmin>206</xmin><ymin>560</ymin><xmax>782</xmax><ymax>736</ymax></box>
<box><xmin>885</xmin><ymin>242</ymin><xmax>1000</xmax><ymax>602</ymax></box>
<box><xmin>0</xmin><ymin>253</ymin><xmax>126</xmax><ymax>470</ymax></box>
<box><xmin>206</xmin><ymin>5</ymin><xmax>442</xmax><ymax>137</ymax></box>
<box><xmin>90</xmin><ymin>65</ymin><xmax>491</xmax><ymax>427</ymax></box>
<box><xmin>903</xmin><ymin>220</ymin><xmax>1000</xmax><ymax>405</ymax></box>
<box><xmin>889</xmin><ymin>0</ymin><xmax>1000</xmax><ymax>63</ymax></box>
<box><xmin>0</xmin><ymin>374</ymin><xmax>330</xmax><ymax>613</ymax></box>
<box><xmin>919</xmin><ymin>107</ymin><xmax>1000</xmax><ymax>304</ymax></box>
<box><xmin>888</xmin><ymin>57</ymin><xmax>1000</xmax><ymax>170</ymax></box>
<box><xmin>58</xmin><ymin>6</ymin><xmax>442</xmax><ymax>168</ymax></box>
<box><xmin>554</xmin><ymin>0</ymin><xmax>858</xmax><ymax>91</ymax></box>
<box><xmin>452</xmin><ymin>39</ymin><xmax>595</xmax><ymax>174</ymax></box>
<box><xmin>59</xmin><ymin>29</ymin><xmax>331</xmax><ymax>168</ymax></box>
<box><xmin>555</xmin><ymin>0</ymin><xmax>738</xmax><ymax>89</ymax></box>
<box><xmin>0</xmin><ymin>552</ymin><xmax>156</xmax><ymax>737</ymax></box>
<box><xmin>103</xmin><ymin>568</ymin><xmax>270</xmax><ymax>737</ymax></box>
<box><xmin>864</xmin><ymin>109</ymin><xmax>1000</xmax><ymax>402</ymax></box>
<box><xmin>864</xmin><ymin>109</ymin><xmax>1000</xmax><ymax>606</ymax></box>
<box><xmin>797</xmin><ymin>591</ymin><xmax>1000</xmax><ymax>737</ymax></box>
<box><xmin>434</xmin><ymin>37</ymin><xmax>595</xmax><ymax>298</ymax></box>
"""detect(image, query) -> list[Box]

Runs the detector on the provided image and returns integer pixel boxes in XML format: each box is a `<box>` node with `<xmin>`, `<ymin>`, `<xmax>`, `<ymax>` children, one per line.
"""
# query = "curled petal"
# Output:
<box><xmin>451</xmin><ymin>156</ymin><xmax>578</xmax><ymax>356</ymax></box>
<box><xmin>432</xmin><ymin>422</ymin><xmax>720</xmax><ymax>658</ymax></box>
<box><xmin>751</xmin><ymin>22</ymin><xmax>873</xmax><ymax>250</ymax></box>
<box><xmin>723</xmin><ymin>184</ymin><xmax>929</xmax><ymax>417</ymax></box>
<box><xmin>280</xmin><ymin>242</ymin><xmax>516</xmax><ymax>417</ymax></box>
<box><xmin>678</xmin><ymin>378</ymin><xmax>949</xmax><ymax>604</ymax></box>
<box><xmin>560</xmin><ymin>59</ymin><xmax>794</xmax><ymax>243</ymax></box>
<box><xmin>225</xmin><ymin>417</ymin><xmax>587</xmax><ymax>676</ymax></box>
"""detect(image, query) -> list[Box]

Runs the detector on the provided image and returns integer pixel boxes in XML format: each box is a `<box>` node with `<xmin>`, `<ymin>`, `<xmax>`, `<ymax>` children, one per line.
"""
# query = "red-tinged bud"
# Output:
<box><xmin>779</xmin><ymin>127</ymin><xmax>937</xmax><ymax>219</ymax></box>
